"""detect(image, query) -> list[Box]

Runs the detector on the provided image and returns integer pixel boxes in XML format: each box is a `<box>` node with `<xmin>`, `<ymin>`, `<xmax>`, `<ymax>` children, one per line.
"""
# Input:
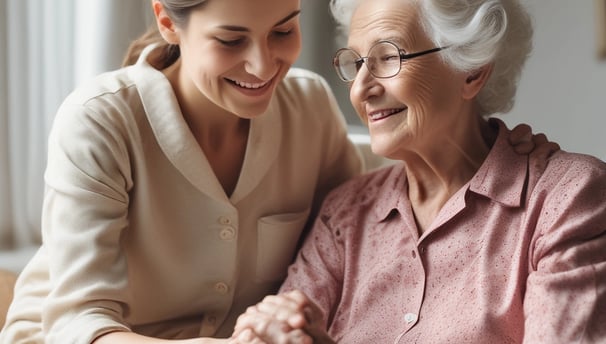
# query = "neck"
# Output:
<box><xmin>404</xmin><ymin>116</ymin><xmax>494</xmax><ymax>233</ymax></box>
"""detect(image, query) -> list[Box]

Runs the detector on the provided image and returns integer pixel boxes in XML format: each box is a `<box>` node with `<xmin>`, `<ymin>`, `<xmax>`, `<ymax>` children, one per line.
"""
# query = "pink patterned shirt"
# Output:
<box><xmin>280</xmin><ymin>119</ymin><xmax>606</xmax><ymax>343</ymax></box>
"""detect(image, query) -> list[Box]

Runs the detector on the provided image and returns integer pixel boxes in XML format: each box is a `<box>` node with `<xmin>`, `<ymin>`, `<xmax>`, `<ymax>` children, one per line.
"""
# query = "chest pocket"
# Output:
<box><xmin>255</xmin><ymin>207</ymin><xmax>311</xmax><ymax>282</ymax></box>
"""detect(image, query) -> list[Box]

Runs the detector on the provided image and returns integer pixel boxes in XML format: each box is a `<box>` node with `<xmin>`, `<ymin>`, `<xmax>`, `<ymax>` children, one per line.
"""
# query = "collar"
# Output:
<box><xmin>128</xmin><ymin>45</ymin><xmax>282</xmax><ymax>204</ymax></box>
<box><xmin>468</xmin><ymin>118</ymin><xmax>528</xmax><ymax>208</ymax></box>
<box><xmin>370</xmin><ymin>118</ymin><xmax>528</xmax><ymax>223</ymax></box>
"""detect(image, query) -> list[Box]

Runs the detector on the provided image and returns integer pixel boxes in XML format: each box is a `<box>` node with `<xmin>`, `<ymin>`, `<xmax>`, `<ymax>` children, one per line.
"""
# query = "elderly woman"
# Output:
<box><xmin>230</xmin><ymin>0</ymin><xmax>606</xmax><ymax>343</ymax></box>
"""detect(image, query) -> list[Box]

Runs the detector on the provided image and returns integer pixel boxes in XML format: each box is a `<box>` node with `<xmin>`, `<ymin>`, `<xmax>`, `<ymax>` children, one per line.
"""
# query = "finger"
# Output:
<box><xmin>531</xmin><ymin>142</ymin><xmax>561</xmax><ymax>164</ymax></box>
<box><xmin>262</xmin><ymin>293</ymin><xmax>307</xmax><ymax>309</ymax></box>
<box><xmin>531</xmin><ymin>132</ymin><xmax>547</xmax><ymax>145</ymax></box>
<box><xmin>509</xmin><ymin>123</ymin><xmax>532</xmax><ymax>144</ymax></box>
<box><xmin>238</xmin><ymin>311</ymin><xmax>295</xmax><ymax>339</ymax></box>
<box><xmin>283</xmin><ymin>290</ymin><xmax>309</xmax><ymax>304</ymax></box>
<box><xmin>237</xmin><ymin>328</ymin><xmax>270</xmax><ymax>344</ymax></box>
<box><xmin>254</xmin><ymin>293</ymin><xmax>310</xmax><ymax>329</ymax></box>
<box><xmin>234</xmin><ymin>307</ymin><xmax>264</xmax><ymax>335</ymax></box>
<box><xmin>232</xmin><ymin>328</ymin><xmax>256</xmax><ymax>344</ymax></box>
<box><xmin>512</xmin><ymin>141</ymin><xmax>535</xmax><ymax>155</ymax></box>
<box><xmin>284</xmin><ymin>329</ymin><xmax>314</xmax><ymax>344</ymax></box>
<box><xmin>257</xmin><ymin>302</ymin><xmax>307</xmax><ymax>329</ymax></box>
<box><xmin>253</xmin><ymin>321</ymin><xmax>313</xmax><ymax>344</ymax></box>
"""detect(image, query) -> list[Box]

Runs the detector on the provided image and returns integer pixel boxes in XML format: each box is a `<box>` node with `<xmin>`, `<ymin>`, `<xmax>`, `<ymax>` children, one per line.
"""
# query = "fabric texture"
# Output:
<box><xmin>0</xmin><ymin>45</ymin><xmax>363</xmax><ymax>344</ymax></box>
<box><xmin>280</xmin><ymin>118</ymin><xmax>606</xmax><ymax>343</ymax></box>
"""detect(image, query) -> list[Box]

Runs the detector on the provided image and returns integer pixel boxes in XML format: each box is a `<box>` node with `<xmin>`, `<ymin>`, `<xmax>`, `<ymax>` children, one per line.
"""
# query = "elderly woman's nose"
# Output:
<box><xmin>350</xmin><ymin>67</ymin><xmax>381</xmax><ymax>101</ymax></box>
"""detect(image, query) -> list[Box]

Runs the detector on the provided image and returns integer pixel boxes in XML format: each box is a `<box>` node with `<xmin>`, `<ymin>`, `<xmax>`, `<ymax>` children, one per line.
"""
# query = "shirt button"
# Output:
<box><xmin>404</xmin><ymin>313</ymin><xmax>418</xmax><ymax>324</ymax></box>
<box><xmin>419</xmin><ymin>246</ymin><xmax>426</xmax><ymax>254</ymax></box>
<box><xmin>219</xmin><ymin>227</ymin><xmax>236</xmax><ymax>240</ymax></box>
<box><xmin>218</xmin><ymin>216</ymin><xmax>232</xmax><ymax>225</ymax></box>
<box><xmin>214</xmin><ymin>282</ymin><xmax>229</xmax><ymax>295</ymax></box>
<box><xmin>411</xmin><ymin>250</ymin><xmax>416</xmax><ymax>259</ymax></box>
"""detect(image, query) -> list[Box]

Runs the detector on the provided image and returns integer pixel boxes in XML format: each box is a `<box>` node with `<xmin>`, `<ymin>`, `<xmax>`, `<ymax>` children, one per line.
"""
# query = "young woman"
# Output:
<box><xmin>0</xmin><ymin>1</ymin><xmax>361</xmax><ymax>343</ymax></box>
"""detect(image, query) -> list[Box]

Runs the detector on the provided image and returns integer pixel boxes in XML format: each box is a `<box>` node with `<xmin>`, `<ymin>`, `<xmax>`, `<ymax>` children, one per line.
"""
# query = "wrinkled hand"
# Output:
<box><xmin>509</xmin><ymin>123</ymin><xmax>560</xmax><ymax>159</ymax></box>
<box><xmin>230</xmin><ymin>291</ymin><xmax>331</xmax><ymax>344</ymax></box>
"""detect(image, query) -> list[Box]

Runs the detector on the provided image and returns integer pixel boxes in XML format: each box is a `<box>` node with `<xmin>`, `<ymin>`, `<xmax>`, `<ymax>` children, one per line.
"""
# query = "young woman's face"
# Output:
<box><xmin>175</xmin><ymin>0</ymin><xmax>302</xmax><ymax>118</ymax></box>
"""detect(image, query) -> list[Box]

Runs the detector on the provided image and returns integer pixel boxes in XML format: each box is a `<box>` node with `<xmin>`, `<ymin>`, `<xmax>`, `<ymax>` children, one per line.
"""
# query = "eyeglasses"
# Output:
<box><xmin>333</xmin><ymin>40</ymin><xmax>448</xmax><ymax>82</ymax></box>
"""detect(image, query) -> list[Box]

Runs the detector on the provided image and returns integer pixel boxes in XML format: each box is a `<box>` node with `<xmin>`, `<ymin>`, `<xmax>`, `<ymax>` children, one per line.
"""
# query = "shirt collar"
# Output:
<box><xmin>371</xmin><ymin>163</ymin><xmax>409</xmax><ymax>223</ymax></box>
<box><xmin>370</xmin><ymin>118</ymin><xmax>528</xmax><ymax>223</ymax></box>
<box><xmin>129</xmin><ymin>45</ymin><xmax>282</xmax><ymax>203</ymax></box>
<box><xmin>468</xmin><ymin>118</ymin><xmax>528</xmax><ymax>207</ymax></box>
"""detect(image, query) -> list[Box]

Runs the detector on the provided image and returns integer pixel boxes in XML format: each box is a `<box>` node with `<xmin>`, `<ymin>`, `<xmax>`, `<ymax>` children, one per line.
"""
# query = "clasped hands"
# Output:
<box><xmin>229</xmin><ymin>290</ymin><xmax>331</xmax><ymax>344</ymax></box>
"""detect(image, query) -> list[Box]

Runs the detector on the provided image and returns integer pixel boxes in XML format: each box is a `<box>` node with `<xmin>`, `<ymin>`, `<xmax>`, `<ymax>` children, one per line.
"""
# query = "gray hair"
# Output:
<box><xmin>330</xmin><ymin>0</ymin><xmax>533</xmax><ymax>116</ymax></box>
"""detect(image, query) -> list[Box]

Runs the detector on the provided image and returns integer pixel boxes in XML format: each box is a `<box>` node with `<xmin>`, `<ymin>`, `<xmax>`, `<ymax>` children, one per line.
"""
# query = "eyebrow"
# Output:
<box><xmin>217</xmin><ymin>10</ymin><xmax>301</xmax><ymax>32</ymax></box>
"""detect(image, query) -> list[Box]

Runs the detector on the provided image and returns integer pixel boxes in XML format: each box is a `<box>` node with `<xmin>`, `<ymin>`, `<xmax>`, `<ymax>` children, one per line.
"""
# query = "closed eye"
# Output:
<box><xmin>216</xmin><ymin>37</ymin><xmax>245</xmax><ymax>47</ymax></box>
<box><xmin>274</xmin><ymin>29</ymin><xmax>292</xmax><ymax>35</ymax></box>
<box><xmin>381</xmin><ymin>54</ymin><xmax>400</xmax><ymax>62</ymax></box>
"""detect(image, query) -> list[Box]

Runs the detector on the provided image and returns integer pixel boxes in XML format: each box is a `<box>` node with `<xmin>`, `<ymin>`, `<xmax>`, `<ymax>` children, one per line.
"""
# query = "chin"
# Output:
<box><xmin>370</xmin><ymin>134</ymin><xmax>406</xmax><ymax>161</ymax></box>
<box><xmin>369</xmin><ymin>140</ymin><xmax>392</xmax><ymax>160</ymax></box>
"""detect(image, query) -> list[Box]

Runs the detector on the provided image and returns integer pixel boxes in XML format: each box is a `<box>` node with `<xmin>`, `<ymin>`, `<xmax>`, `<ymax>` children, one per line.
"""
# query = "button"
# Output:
<box><xmin>218</xmin><ymin>216</ymin><xmax>232</xmax><ymax>225</ymax></box>
<box><xmin>214</xmin><ymin>282</ymin><xmax>229</xmax><ymax>294</ymax></box>
<box><xmin>419</xmin><ymin>246</ymin><xmax>426</xmax><ymax>254</ymax></box>
<box><xmin>411</xmin><ymin>250</ymin><xmax>416</xmax><ymax>259</ymax></box>
<box><xmin>219</xmin><ymin>227</ymin><xmax>236</xmax><ymax>240</ymax></box>
<box><xmin>404</xmin><ymin>313</ymin><xmax>417</xmax><ymax>324</ymax></box>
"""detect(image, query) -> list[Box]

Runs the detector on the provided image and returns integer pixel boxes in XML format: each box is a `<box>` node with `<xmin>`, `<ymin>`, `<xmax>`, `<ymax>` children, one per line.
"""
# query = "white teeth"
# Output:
<box><xmin>233</xmin><ymin>80</ymin><xmax>267</xmax><ymax>89</ymax></box>
<box><xmin>369</xmin><ymin>108</ymin><xmax>405</xmax><ymax>120</ymax></box>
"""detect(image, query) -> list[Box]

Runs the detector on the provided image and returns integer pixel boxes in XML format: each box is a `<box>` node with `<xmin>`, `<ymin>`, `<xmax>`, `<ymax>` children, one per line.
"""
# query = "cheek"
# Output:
<box><xmin>403</xmin><ymin>64</ymin><xmax>458</xmax><ymax>118</ymax></box>
<box><xmin>183</xmin><ymin>43</ymin><xmax>237</xmax><ymax>78</ymax></box>
<box><xmin>349</xmin><ymin>84</ymin><xmax>367</xmax><ymax>122</ymax></box>
<box><xmin>279</xmin><ymin>34</ymin><xmax>303</xmax><ymax>64</ymax></box>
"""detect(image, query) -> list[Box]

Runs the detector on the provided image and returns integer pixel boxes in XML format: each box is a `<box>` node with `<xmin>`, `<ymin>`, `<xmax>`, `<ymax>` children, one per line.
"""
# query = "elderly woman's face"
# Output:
<box><xmin>347</xmin><ymin>0</ymin><xmax>468</xmax><ymax>159</ymax></box>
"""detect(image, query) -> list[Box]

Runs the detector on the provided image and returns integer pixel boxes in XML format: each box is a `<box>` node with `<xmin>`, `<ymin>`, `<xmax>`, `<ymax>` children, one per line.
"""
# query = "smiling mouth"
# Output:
<box><xmin>227</xmin><ymin>78</ymin><xmax>271</xmax><ymax>90</ymax></box>
<box><xmin>368</xmin><ymin>107</ymin><xmax>407</xmax><ymax>121</ymax></box>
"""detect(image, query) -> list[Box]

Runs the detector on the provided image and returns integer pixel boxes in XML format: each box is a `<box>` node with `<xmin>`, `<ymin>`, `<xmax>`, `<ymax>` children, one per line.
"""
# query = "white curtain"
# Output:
<box><xmin>0</xmin><ymin>0</ymin><xmax>152</xmax><ymax>271</ymax></box>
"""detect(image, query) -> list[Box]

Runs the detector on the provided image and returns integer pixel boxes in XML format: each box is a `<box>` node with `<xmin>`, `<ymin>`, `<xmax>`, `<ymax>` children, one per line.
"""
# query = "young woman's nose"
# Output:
<box><xmin>245</xmin><ymin>43</ymin><xmax>275</xmax><ymax>80</ymax></box>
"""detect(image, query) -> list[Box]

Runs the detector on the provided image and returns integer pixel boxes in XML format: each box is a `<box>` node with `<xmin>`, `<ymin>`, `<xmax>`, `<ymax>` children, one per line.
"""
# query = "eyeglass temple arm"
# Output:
<box><xmin>399</xmin><ymin>46</ymin><xmax>448</xmax><ymax>59</ymax></box>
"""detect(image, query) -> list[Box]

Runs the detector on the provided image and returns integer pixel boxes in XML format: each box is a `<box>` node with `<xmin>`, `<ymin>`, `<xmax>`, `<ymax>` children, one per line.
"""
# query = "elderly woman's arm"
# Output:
<box><xmin>523</xmin><ymin>155</ymin><xmax>606</xmax><ymax>342</ymax></box>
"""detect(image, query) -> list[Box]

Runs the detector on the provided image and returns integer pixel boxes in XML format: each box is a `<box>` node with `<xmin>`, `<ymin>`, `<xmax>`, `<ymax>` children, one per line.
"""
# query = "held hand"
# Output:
<box><xmin>509</xmin><ymin>123</ymin><xmax>560</xmax><ymax>158</ymax></box>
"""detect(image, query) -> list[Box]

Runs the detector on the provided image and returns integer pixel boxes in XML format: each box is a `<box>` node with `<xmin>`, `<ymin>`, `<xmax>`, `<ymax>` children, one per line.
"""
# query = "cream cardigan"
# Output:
<box><xmin>0</xmin><ymin>46</ymin><xmax>362</xmax><ymax>344</ymax></box>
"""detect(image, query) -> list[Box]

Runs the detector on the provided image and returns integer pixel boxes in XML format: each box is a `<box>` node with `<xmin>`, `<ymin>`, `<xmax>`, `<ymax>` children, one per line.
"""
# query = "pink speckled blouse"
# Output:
<box><xmin>280</xmin><ymin>119</ymin><xmax>606</xmax><ymax>343</ymax></box>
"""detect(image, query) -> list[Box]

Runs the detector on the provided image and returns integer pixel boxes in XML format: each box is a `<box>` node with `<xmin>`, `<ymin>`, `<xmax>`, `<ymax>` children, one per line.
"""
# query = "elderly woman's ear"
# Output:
<box><xmin>461</xmin><ymin>64</ymin><xmax>493</xmax><ymax>100</ymax></box>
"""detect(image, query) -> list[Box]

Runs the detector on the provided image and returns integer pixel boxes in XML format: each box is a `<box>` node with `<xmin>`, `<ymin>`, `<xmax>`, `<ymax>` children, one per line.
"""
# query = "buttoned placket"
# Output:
<box><xmin>395</xmin><ymin>240</ymin><xmax>427</xmax><ymax>343</ymax></box>
<box><xmin>199</xmin><ymin>214</ymin><xmax>238</xmax><ymax>336</ymax></box>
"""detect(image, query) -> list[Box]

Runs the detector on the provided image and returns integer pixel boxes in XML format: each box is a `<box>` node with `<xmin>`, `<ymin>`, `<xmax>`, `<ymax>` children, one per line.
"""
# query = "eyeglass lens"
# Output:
<box><xmin>335</xmin><ymin>41</ymin><xmax>401</xmax><ymax>81</ymax></box>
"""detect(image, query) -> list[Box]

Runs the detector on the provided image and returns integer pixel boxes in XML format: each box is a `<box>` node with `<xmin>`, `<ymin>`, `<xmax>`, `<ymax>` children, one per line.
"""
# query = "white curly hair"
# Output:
<box><xmin>329</xmin><ymin>0</ymin><xmax>534</xmax><ymax>116</ymax></box>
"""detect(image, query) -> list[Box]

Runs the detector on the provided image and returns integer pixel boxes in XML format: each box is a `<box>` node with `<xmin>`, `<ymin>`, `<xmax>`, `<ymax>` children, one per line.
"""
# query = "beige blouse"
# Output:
<box><xmin>0</xmin><ymin>46</ymin><xmax>362</xmax><ymax>344</ymax></box>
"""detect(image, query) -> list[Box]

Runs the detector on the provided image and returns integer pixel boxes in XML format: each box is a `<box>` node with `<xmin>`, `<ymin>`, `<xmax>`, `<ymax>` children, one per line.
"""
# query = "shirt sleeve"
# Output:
<box><xmin>523</xmin><ymin>154</ymin><xmax>606</xmax><ymax>343</ymax></box>
<box><xmin>279</xmin><ymin>201</ymin><xmax>346</xmax><ymax>330</ymax></box>
<box><xmin>41</xmin><ymin>101</ymin><xmax>133</xmax><ymax>343</ymax></box>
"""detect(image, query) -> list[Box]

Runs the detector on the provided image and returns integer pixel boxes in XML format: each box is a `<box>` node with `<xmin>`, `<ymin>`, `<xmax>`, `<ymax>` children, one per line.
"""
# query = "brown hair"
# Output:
<box><xmin>122</xmin><ymin>0</ymin><xmax>209</xmax><ymax>69</ymax></box>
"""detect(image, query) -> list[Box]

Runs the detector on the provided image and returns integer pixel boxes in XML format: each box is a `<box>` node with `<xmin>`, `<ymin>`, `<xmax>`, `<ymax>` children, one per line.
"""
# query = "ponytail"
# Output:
<box><xmin>121</xmin><ymin>25</ymin><xmax>181</xmax><ymax>69</ymax></box>
<box><xmin>122</xmin><ymin>0</ymin><xmax>208</xmax><ymax>69</ymax></box>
